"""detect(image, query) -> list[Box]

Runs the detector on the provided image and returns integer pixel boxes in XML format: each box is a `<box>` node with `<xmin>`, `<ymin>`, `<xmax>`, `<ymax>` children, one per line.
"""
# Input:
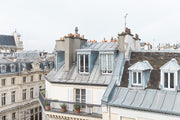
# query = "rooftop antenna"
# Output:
<box><xmin>124</xmin><ymin>13</ymin><xmax>128</xmax><ymax>30</ymax></box>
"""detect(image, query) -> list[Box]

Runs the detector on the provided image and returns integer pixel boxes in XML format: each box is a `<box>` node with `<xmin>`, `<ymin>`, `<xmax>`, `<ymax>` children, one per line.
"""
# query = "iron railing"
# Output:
<box><xmin>39</xmin><ymin>91</ymin><xmax>102</xmax><ymax>118</ymax></box>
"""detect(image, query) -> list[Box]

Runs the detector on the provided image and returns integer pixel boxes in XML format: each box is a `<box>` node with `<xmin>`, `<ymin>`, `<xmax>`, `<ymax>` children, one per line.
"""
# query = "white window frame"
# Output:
<box><xmin>1</xmin><ymin>93</ymin><xmax>6</xmax><ymax>106</ymax></box>
<box><xmin>10</xmin><ymin>64</ymin><xmax>16</xmax><ymax>72</ymax></box>
<box><xmin>101</xmin><ymin>54</ymin><xmax>113</xmax><ymax>74</ymax></box>
<box><xmin>79</xmin><ymin>54</ymin><xmax>89</xmax><ymax>74</ymax></box>
<box><xmin>30</xmin><ymin>88</ymin><xmax>34</xmax><ymax>99</ymax></box>
<box><xmin>0</xmin><ymin>64</ymin><xmax>6</xmax><ymax>73</ymax></box>
<box><xmin>75</xmin><ymin>88</ymin><xmax>86</xmax><ymax>108</ymax></box>
<box><xmin>22</xmin><ymin>89</ymin><xmax>26</xmax><ymax>100</ymax></box>
<box><xmin>11</xmin><ymin>91</ymin><xmax>15</xmax><ymax>103</ymax></box>
<box><xmin>163</xmin><ymin>72</ymin><xmax>175</xmax><ymax>90</ymax></box>
<box><xmin>132</xmin><ymin>71</ymin><xmax>142</xmax><ymax>86</ymax></box>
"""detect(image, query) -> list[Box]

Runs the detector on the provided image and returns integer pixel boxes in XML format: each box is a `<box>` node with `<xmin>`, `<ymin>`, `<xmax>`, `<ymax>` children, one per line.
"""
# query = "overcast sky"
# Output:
<box><xmin>0</xmin><ymin>0</ymin><xmax>180</xmax><ymax>52</ymax></box>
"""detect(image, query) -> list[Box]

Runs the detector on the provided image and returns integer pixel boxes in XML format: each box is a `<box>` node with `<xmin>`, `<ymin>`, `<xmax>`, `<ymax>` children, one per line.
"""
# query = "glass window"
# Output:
<box><xmin>30</xmin><ymin>88</ymin><xmax>33</xmax><ymax>99</ymax></box>
<box><xmin>133</xmin><ymin>72</ymin><xmax>136</xmax><ymax>84</ymax></box>
<box><xmin>79</xmin><ymin>55</ymin><xmax>89</xmax><ymax>73</ymax></box>
<box><xmin>22</xmin><ymin>89</ymin><xmax>26</xmax><ymax>100</ymax></box>
<box><xmin>75</xmin><ymin>89</ymin><xmax>86</xmax><ymax>108</ymax></box>
<box><xmin>12</xmin><ymin>112</ymin><xmax>16</xmax><ymax>120</ymax></box>
<box><xmin>101</xmin><ymin>54</ymin><xmax>113</xmax><ymax>74</ymax></box>
<box><xmin>138</xmin><ymin>72</ymin><xmax>141</xmax><ymax>84</ymax></box>
<box><xmin>11</xmin><ymin>78</ymin><xmax>15</xmax><ymax>85</ymax></box>
<box><xmin>39</xmin><ymin>75</ymin><xmax>42</xmax><ymax>80</ymax></box>
<box><xmin>1</xmin><ymin>79</ymin><xmax>5</xmax><ymax>86</ymax></box>
<box><xmin>170</xmin><ymin>73</ymin><xmax>174</xmax><ymax>88</ymax></box>
<box><xmin>11</xmin><ymin>91</ymin><xmax>15</xmax><ymax>103</ymax></box>
<box><xmin>23</xmin><ymin>77</ymin><xmax>26</xmax><ymax>83</ymax></box>
<box><xmin>31</xmin><ymin>76</ymin><xmax>33</xmax><ymax>82</ymax></box>
<box><xmin>164</xmin><ymin>73</ymin><xmax>168</xmax><ymax>88</ymax></box>
<box><xmin>1</xmin><ymin>93</ymin><xmax>6</xmax><ymax>106</ymax></box>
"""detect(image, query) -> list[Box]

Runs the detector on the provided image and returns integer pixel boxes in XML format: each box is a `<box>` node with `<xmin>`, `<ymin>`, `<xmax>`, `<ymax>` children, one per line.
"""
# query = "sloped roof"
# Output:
<box><xmin>160</xmin><ymin>58</ymin><xmax>180</xmax><ymax>71</ymax></box>
<box><xmin>0</xmin><ymin>35</ymin><xmax>16</xmax><ymax>46</ymax></box>
<box><xmin>121</xmin><ymin>52</ymin><xmax>180</xmax><ymax>89</ymax></box>
<box><xmin>109</xmin><ymin>87</ymin><xmax>180</xmax><ymax>116</ymax></box>
<box><xmin>128</xmin><ymin>61</ymin><xmax>153</xmax><ymax>71</ymax></box>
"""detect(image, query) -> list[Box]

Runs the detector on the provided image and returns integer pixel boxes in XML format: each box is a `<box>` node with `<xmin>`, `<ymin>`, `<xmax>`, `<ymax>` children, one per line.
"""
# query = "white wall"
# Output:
<box><xmin>45</xmin><ymin>80</ymin><xmax>106</xmax><ymax>105</ymax></box>
<box><xmin>102</xmin><ymin>106</ymin><xmax>180</xmax><ymax>120</ymax></box>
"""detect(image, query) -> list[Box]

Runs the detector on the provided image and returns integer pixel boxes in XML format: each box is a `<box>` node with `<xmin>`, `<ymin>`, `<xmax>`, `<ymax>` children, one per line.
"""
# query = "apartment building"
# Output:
<box><xmin>39</xmin><ymin>27</ymin><xmax>141</xmax><ymax>120</ymax></box>
<box><xmin>0</xmin><ymin>51</ymin><xmax>54</xmax><ymax>120</ymax></box>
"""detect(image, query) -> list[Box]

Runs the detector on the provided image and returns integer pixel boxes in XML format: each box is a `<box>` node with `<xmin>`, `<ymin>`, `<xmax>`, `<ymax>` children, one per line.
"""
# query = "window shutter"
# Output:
<box><xmin>68</xmin><ymin>88</ymin><xmax>74</xmax><ymax>111</ymax></box>
<box><xmin>86</xmin><ymin>89</ymin><xmax>92</xmax><ymax>104</ymax></box>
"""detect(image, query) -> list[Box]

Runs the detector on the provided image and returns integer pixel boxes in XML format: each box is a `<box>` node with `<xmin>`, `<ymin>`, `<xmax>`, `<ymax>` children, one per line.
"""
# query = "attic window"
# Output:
<box><xmin>10</xmin><ymin>64</ymin><xmax>16</xmax><ymax>72</ymax></box>
<box><xmin>0</xmin><ymin>65</ymin><xmax>6</xmax><ymax>73</ymax></box>
<box><xmin>79</xmin><ymin>54</ymin><xmax>89</xmax><ymax>73</ymax></box>
<box><xmin>132</xmin><ymin>72</ymin><xmax>142</xmax><ymax>85</ymax></box>
<box><xmin>164</xmin><ymin>72</ymin><xmax>174</xmax><ymax>89</ymax></box>
<box><xmin>101</xmin><ymin>54</ymin><xmax>113</xmax><ymax>74</ymax></box>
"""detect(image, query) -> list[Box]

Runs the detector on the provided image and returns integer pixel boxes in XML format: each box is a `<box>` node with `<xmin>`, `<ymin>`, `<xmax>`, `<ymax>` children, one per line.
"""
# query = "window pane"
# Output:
<box><xmin>81</xmin><ymin>89</ymin><xmax>85</xmax><ymax>95</ymax></box>
<box><xmin>85</xmin><ymin>55</ymin><xmax>89</xmax><ymax>72</ymax></box>
<box><xmin>170</xmin><ymin>73</ymin><xmax>174</xmax><ymax>88</ymax></box>
<box><xmin>138</xmin><ymin>72</ymin><xmax>141</xmax><ymax>84</ymax></box>
<box><xmin>108</xmin><ymin>55</ymin><xmax>112</xmax><ymax>71</ymax></box>
<box><xmin>80</xmin><ymin>55</ymin><xmax>84</xmax><ymax>72</ymax></box>
<box><xmin>133</xmin><ymin>72</ymin><xmax>137</xmax><ymax>84</ymax></box>
<box><xmin>164</xmin><ymin>73</ymin><xmax>168</xmax><ymax>88</ymax></box>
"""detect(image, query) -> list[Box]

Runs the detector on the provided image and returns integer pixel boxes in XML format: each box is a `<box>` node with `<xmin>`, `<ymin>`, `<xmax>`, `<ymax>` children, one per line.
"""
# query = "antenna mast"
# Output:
<box><xmin>124</xmin><ymin>13</ymin><xmax>128</xmax><ymax>30</ymax></box>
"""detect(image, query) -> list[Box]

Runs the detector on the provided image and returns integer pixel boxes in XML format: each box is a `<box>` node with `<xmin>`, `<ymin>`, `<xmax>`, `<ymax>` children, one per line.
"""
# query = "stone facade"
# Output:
<box><xmin>0</xmin><ymin>51</ymin><xmax>54</xmax><ymax>120</ymax></box>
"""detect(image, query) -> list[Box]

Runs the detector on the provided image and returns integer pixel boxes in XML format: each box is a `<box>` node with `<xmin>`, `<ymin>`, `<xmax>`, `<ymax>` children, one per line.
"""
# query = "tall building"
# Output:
<box><xmin>0</xmin><ymin>31</ymin><xmax>23</xmax><ymax>56</ymax></box>
<box><xmin>0</xmin><ymin>50</ymin><xmax>54</xmax><ymax>120</ymax></box>
<box><xmin>39</xmin><ymin>28</ymin><xmax>141</xmax><ymax>120</ymax></box>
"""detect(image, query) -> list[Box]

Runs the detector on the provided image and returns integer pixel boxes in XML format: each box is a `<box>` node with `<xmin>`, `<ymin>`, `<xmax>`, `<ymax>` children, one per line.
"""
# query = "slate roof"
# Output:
<box><xmin>120</xmin><ymin>52</ymin><xmax>180</xmax><ymax>89</ymax></box>
<box><xmin>102</xmin><ymin>51</ymin><xmax>180</xmax><ymax>116</ymax></box>
<box><xmin>128</xmin><ymin>61</ymin><xmax>153</xmax><ymax>71</ymax></box>
<box><xmin>46</xmin><ymin>42</ymin><xmax>119</xmax><ymax>86</ymax></box>
<box><xmin>0</xmin><ymin>35</ymin><xmax>16</xmax><ymax>46</ymax></box>
<box><xmin>109</xmin><ymin>87</ymin><xmax>180</xmax><ymax>116</ymax></box>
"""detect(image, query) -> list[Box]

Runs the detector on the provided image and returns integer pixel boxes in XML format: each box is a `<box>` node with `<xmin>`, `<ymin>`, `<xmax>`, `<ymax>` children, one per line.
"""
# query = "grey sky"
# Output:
<box><xmin>0</xmin><ymin>0</ymin><xmax>180</xmax><ymax>52</ymax></box>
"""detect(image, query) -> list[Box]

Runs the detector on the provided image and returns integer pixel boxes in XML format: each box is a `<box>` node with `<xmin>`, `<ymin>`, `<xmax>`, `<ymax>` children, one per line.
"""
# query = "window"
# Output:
<box><xmin>10</xmin><ymin>64</ymin><xmax>16</xmax><ymax>72</ymax></box>
<box><xmin>22</xmin><ymin>89</ymin><xmax>26</xmax><ymax>100</ymax></box>
<box><xmin>0</xmin><ymin>65</ymin><xmax>6</xmax><ymax>73</ymax></box>
<box><xmin>11</xmin><ymin>78</ymin><xmax>15</xmax><ymax>85</ymax></box>
<box><xmin>11</xmin><ymin>91</ymin><xmax>15</xmax><ymax>103</ymax></box>
<box><xmin>12</xmin><ymin>112</ymin><xmax>16</xmax><ymax>120</ymax></box>
<box><xmin>23</xmin><ymin>77</ymin><xmax>26</xmax><ymax>83</ymax></box>
<box><xmin>132</xmin><ymin>72</ymin><xmax>142</xmax><ymax>85</ymax></box>
<box><xmin>30</xmin><ymin>109</ymin><xmax>34</xmax><ymax>120</ymax></box>
<box><xmin>101</xmin><ymin>54</ymin><xmax>113</xmax><ymax>74</ymax></box>
<box><xmin>2</xmin><ymin>116</ymin><xmax>6</xmax><ymax>120</ymax></box>
<box><xmin>1</xmin><ymin>93</ymin><xmax>6</xmax><ymax>106</ymax></box>
<box><xmin>39</xmin><ymin>75</ymin><xmax>42</xmax><ymax>80</ymax></box>
<box><xmin>30</xmin><ymin>88</ymin><xmax>33</xmax><ymax>99</ymax></box>
<box><xmin>79</xmin><ymin>54</ymin><xmax>89</xmax><ymax>73</ymax></box>
<box><xmin>1</xmin><ymin>79</ymin><xmax>5</xmax><ymax>86</ymax></box>
<box><xmin>31</xmin><ymin>76</ymin><xmax>33</xmax><ymax>82</ymax></box>
<box><xmin>75</xmin><ymin>89</ymin><xmax>86</xmax><ymax>108</ymax></box>
<box><xmin>164</xmin><ymin>73</ymin><xmax>174</xmax><ymax>89</ymax></box>
<box><xmin>39</xmin><ymin>86</ymin><xmax>42</xmax><ymax>91</ymax></box>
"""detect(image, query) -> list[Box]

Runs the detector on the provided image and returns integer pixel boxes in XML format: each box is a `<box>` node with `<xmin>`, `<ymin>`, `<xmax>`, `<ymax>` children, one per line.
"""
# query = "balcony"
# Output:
<box><xmin>39</xmin><ymin>91</ymin><xmax>102</xmax><ymax>119</ymax></box>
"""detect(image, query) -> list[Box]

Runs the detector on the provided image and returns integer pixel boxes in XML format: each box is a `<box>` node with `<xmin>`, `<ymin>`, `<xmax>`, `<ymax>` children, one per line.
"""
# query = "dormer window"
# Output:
<box><xmin>132</xmin><ymin>71</ymin><xmax>142</xmax><ymax>85</ymax></box>
<box><xmin>160</xmin><ymin>58</ymin><xmax>180</xmax><ymax>91</ymax></box>
<box><xmin>10</xmin><ymin>64</ymin><xmax>16</xmax><ymax>72</ymax></box>
<box><xmin>164</xmin><ymin>73</ymin><xmax>174</xmax><ymax>89</ymax></box>
<box><xmin>0</xmin><ymin>64</ymin><xmax>6</xmax><ymax>73</ymax></box>
<box><xmin>79</xmin><ymin>54</ymin><xmax>89</xmax><ymax>73</ymax></box>
<box><xmin>101</xmin><ymin>54</ymin><xmax>113</xmax><ymax>74</ymax></box>
<box><xmin>128</xmin><ymin>61</ymin><xmax>153</xmax><ymax>88</ymax></box>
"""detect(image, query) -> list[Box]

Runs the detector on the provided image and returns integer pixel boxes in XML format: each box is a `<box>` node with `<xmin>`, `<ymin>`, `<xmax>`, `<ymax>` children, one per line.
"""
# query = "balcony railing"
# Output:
<box><xmin>39</xmin><ymin>91</ymin><xmax>102</xmax><ymax>118</ymax></box>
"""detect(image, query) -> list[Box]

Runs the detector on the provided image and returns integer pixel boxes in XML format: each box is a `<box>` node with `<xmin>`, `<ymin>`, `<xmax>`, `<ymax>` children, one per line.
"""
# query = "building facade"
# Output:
<box><xmin>39</xmin><ymin>28</ymin><xmax>141</xmax><ymax>120</ymax></box>
<box><xmin>0</xmin><ymin>51</ymin><xmax>54</xmax><ymax>120</ymax></box>
<box><xmin>0</xmin><ymin>31</ymin><xmax>23</xmax><ymax>56</ymax></box>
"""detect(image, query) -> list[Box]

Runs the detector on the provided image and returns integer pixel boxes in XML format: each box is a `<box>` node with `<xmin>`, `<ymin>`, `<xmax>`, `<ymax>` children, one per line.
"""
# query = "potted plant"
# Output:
<box><xmin>41</xmin><ymin>90</ymin><xmax>46</xmax><ymax>98</ymax></box>
<box><xmin>74</xmin><ymin>104</ymin><xmax>80</xmax><ymax>113</ymax></box>
<box><xmin>44</xmin><ymin>101</ymin><xmax>50</xmax><ymax>110</ymax></box>
<box><xmin>60</xmin><ymin>103</ymin><xmax>67</xmax><ymax>112</ymax></box>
